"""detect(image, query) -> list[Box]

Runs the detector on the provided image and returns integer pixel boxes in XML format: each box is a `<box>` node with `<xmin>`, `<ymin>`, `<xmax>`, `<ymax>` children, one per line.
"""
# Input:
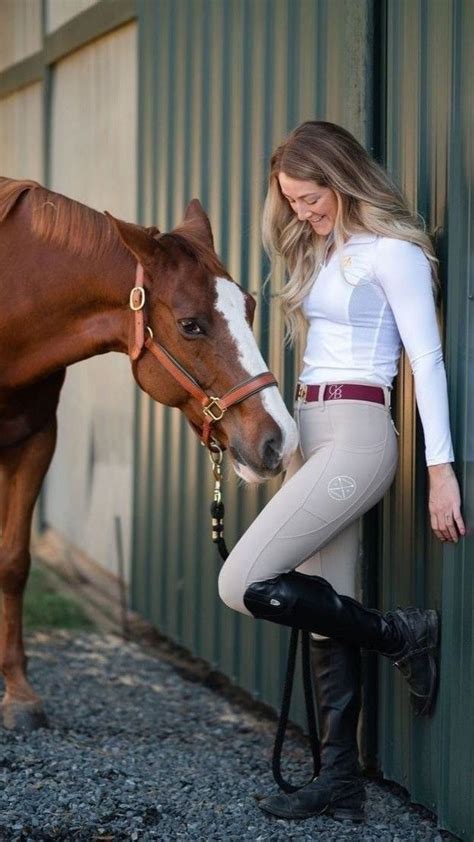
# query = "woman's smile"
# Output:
<box><xmin>309</xmin><ymin>213</ymin><xmax>324</xmax><ymax>226</ymax></box>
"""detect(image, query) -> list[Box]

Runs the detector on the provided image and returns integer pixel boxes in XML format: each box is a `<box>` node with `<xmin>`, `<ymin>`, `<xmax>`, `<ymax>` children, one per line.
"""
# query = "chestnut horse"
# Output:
<box><xmin>0</xmin><ymin>177</ymin><xmax>298</xmax><ymax>731</ymax></box>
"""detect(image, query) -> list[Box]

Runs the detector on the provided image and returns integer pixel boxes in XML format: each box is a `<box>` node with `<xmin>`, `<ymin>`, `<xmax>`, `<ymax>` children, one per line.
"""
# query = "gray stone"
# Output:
<box><xmin>0</xmin><ymin>631</ymin><xmax>446</xmax><ymax>840</ymax></box>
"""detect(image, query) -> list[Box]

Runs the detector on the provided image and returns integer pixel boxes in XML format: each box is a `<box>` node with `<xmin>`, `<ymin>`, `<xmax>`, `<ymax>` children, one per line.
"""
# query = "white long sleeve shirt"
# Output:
<box><xmin>300</xmin><ymin>232</ymin><xmax>455</xmax><ymax>466</ymax></box>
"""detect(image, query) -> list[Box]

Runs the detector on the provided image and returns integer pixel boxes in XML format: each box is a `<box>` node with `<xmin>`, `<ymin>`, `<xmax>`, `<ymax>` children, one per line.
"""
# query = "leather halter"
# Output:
<box><xmin>128</xmin><ymin>264</ymin><xmax>278</xmax><ymax>448</ymax></box>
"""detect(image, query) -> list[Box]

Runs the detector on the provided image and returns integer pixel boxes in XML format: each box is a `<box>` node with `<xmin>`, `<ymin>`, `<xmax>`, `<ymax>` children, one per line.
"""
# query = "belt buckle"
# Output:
<box><xmin>296</xmin><ymin>383</ymin><xmax>308</xmax><ymax>402</ymax></box>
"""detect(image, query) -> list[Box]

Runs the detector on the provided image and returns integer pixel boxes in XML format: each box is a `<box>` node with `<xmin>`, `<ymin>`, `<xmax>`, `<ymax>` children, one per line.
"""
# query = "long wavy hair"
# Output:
<box><xmin>262</xmin><ymin>121</ymin><xmax>440</xmax><ymax>344</ymax></box>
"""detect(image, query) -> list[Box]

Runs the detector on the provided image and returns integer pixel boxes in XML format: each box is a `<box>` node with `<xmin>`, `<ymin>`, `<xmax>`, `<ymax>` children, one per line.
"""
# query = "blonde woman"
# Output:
<box><xmin>218</xmin><ymin>121</ymin><xmax>465</xmax><ymax>822</ymax></box>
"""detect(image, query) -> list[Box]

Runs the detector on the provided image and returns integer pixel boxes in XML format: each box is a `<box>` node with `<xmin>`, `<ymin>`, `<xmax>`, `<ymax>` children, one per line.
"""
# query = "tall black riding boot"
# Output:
<box><xmin>259</xmin><ymin>638</ymin><xmax>366</xmax><ymax>821</ymax></box>
<box><xmin>244</xmin><ymin>571</ymin><xmax>439</xmax><ymax>717</ymax></box>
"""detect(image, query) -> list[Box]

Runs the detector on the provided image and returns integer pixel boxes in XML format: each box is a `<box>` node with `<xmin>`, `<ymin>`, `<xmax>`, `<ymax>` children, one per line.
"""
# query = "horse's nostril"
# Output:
<box><xmin>262</xmin><ymin>435</ymin><xmax>282</xmax><ymax>471</ymax></box>
<box><xmin>230</xmin><ymin>446</ymin><xmax>248</xmax><ymax>466</ymax></box>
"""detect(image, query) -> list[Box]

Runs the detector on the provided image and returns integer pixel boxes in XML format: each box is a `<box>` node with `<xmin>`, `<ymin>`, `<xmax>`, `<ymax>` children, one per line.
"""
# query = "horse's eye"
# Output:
<box><xmin>178</xmin><ymin>318</ymin><xmax>204</xmax><ymax>336</ymax></box>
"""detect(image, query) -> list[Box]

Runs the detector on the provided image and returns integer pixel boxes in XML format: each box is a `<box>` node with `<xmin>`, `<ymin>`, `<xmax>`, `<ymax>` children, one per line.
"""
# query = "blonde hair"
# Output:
<box><xmin>262</xmin><ymin>121</ymin><xmax>440</xmax><ymax>344</ymax></box>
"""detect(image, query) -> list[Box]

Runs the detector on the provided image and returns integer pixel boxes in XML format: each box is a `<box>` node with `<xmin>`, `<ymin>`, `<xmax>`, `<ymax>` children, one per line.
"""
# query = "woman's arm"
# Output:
<box><xmin>374</xmin><ymin>237</ymin><xmax>466</xmax><ymax>543</ymax></box>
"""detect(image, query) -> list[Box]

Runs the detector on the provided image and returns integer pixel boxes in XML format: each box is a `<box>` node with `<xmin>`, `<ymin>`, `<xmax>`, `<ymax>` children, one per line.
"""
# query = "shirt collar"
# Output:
<box><xmin>345</xmin><ymin>232</ymin><xmax>378</xmax><ymax>245</ymax></box>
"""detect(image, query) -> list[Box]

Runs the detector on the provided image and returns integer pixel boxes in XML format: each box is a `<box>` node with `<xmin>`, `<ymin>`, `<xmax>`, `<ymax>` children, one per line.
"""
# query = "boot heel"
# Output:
<box><xmin>406</xmin><ymin>610</ymin><xmax>440</xmax><ymax>717</ymax></box>
<box><xmin>330</xmin><ymin>799</ymin><xmax>365</xmax><ymax>822</ymax></box>
<box><xmin>328</xmin><ymin>784</ymin><xmax>366</xmax><ymax>822</ymax></box>
<box><xmin>427</xmin><ymin>610</ymin><xmax>440</xmax><ymax>649</ymax></box>
<box><xmin>421</xmin><ymin>611</ymin><xmax>441</xmax><ymax>716</ymax></box>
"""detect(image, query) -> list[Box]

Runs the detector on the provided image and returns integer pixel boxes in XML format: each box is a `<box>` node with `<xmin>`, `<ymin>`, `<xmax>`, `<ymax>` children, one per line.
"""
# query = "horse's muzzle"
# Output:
<box><xmin>229</xmin><ymin>430</ymin><xmax>285</xmax><ymax>482</ymax></box>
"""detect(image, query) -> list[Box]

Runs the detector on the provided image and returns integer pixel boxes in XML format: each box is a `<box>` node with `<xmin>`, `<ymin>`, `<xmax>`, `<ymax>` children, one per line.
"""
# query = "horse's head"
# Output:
<box><xmin>109</xmin><ymin>201</ymin><xmax>298</xmax><ymax>482</ymax></box>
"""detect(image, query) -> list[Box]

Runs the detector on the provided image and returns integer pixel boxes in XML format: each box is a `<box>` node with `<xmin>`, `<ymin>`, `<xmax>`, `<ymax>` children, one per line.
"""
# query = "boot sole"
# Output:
<box><xmin>414</xmin><ymin>610</ymin><xmax>440</xmax><ymax>717</ymax></box>
<box><xmin>258</xmin><ymin>800</ymin><xmax>365</xmax><ymax>822</ymax></box>
<box><xmin>330</xmin><ymin>805</ymin><xmax>365</xmax><ymax>822</ymax></box>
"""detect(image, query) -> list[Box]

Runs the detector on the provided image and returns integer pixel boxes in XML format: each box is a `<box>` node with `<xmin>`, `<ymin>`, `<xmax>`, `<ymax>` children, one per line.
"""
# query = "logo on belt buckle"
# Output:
<box><xmin>296</xmin><ymin>383</ymin><xmax>308</xmax><ymax>401</ymax></box>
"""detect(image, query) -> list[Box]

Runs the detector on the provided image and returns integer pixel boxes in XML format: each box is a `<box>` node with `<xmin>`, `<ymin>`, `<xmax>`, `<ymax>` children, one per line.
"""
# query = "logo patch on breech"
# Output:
<box><xmin>327</xmin><ymin>475</ymin><xmax>357</xmax><ymax>501</ymax></box>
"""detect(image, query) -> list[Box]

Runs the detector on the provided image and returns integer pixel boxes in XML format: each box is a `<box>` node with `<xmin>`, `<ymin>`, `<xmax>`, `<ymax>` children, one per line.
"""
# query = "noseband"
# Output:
<box><xmin>128</xmin><ymin>264</ymin><xmax>278</xmax><ymax>449</ymax></box>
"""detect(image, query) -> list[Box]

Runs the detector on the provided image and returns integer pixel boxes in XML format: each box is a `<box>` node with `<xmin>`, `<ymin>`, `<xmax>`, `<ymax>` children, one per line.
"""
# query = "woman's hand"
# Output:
<box><xmin>428</xmin><ymin>463</ymin><xmax>466</xmax><ymax>543</ymax></box>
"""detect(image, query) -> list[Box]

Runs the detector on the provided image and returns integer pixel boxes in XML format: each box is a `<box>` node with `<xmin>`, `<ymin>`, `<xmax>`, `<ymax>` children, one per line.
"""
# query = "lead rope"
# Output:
<box><xmin>208</xmin><ymin>444</ymin><xmax>320</xmax><ymax>793</ymax></box>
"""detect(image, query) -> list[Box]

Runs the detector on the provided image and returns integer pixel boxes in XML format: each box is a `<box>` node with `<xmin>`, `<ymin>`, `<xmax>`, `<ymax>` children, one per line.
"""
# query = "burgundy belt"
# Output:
<box><xmin>295</xmin><ymin>382</ymin><xmax>385</xmax><ymax>405</ymax></box>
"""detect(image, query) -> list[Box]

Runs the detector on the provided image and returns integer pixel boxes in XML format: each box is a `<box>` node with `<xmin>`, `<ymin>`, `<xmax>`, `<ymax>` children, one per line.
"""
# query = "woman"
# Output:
<box><xmin>218</xmin><ymin>121</ymin><xmax>466</xmax><ymax>822</ymax></box>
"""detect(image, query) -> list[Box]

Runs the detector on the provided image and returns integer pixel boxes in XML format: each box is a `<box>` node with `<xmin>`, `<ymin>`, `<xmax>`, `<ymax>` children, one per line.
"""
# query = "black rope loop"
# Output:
<box><xmin>211</xmin><ymin>479</ymin><xmax>320</xmax><ymax>792</ymax></box>
<box><xmin>271</xmin><ymin>629</ymin><xmax>320</xmax><ymax>792</ymax></box>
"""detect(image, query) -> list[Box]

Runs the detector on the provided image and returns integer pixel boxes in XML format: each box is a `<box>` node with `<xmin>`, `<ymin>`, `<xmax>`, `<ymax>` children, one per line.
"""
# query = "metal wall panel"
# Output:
<box><xmin>379</xmin><ymin>1</ymin><xmax>474</xmax><ymax>837</ymax></box>
<box><xmin>439</xmin><ymin>2</ymin><xmax>474</xmax><ymax>836</ymax></box>
<box><xmin>0</xmin><ymin>82</ymin><xmax>43</xmax><ymax>179</ymax></box>
<box><xmin>43</xmin><ymin>22</ymin><xmax>138</xmax><ymax>582</ymax></box>
<box><xmin>0</xmin><ymin>0</ymin><xmax>42</xmax><ymax>72</ymax></box>
<box><xmin>46</xmin><ymin>0</ymin><xmax>99</xmax><ymax>32</ymax></box>
<box><xmin>133</xmin><ymin>0</ymin><xmax>373</xmax><ymax>727</ymax></box>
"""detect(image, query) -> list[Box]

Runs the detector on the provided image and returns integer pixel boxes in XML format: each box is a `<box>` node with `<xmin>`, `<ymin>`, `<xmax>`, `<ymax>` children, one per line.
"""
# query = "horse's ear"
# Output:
<box><xmin>105</xmin><ymin>212</ymin><xmax>160</xmax><ymax>265</ymax></box>
<box><xmin>182</xmin><ymin>199</ymin><xmax>214</xmax><ymax>248</ymax></box>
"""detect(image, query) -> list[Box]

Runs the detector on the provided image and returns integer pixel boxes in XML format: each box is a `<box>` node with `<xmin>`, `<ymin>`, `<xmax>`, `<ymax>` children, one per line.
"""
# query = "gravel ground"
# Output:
<box><xmin>0</xmin><ymin>631</ymin><xmax>455</xmax><ymax>841</ymax></box>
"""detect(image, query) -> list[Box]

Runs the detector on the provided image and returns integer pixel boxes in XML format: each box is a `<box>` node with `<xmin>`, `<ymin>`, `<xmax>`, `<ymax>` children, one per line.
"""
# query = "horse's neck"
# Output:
<box><xmin>54</xmin><ymin>249</ymin><xmax>134</xmax><ymax>355</ymax></box>
<box><xmin>0</xmin><ymin>234</ymin><xmax>135</xmax><ymax>392</ymax></box>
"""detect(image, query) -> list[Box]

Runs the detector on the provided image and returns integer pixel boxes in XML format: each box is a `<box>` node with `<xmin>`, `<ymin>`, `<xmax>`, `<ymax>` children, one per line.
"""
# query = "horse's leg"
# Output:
<box><xmin>0</xmin><ymin>417</ymin><xmax>57</xmax><ymax>730</ymax></box>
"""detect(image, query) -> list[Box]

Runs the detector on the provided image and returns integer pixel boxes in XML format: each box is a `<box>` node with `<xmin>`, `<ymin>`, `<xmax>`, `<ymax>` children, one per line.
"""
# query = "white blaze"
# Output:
<box><xmin>214</xmin><ymin>277</ymin><xmax>298</xmax><ymax>478</ymax></box>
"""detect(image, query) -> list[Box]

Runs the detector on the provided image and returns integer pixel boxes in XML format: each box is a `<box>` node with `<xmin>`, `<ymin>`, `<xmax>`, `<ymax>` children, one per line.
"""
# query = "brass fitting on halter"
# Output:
<box><xmin>203</xmin><ymin>397</ymin><xmax>226</xmax><ymax>422</ymax></box>
<box><xmin>208</xmin><ymin>438</ymin><xmax>223</xmax><ymax>472</ymax></box>
<box><xmin>129</xmin><ymin>286</ymin><xmax>146</xmax><ymax>311</ymax></box>
<box><xmin>129</xmin><ymin>265</ymin><xmax>146</xmax><ymax>360</ymax></box>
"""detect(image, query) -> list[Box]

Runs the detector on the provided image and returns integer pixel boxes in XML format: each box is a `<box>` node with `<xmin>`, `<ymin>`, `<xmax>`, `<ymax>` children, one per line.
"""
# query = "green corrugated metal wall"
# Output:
<box><xmin>376</xmin><ymin>1</ymin><xmax>473</xmax><ymax>838</ymax></box>
<box><xmin>0</xmin><ymin>0</ymin><xmax>472</xmax><ymax>836</ymax></box>
<box><xmin>133</xmin><ymin>0</ymin><xmax>373</xmax><ymax>729</ymax></box>
<box><xmin>130</xmin><ymin>1</ymin><xmax>473</xmax><ymax>837</ymax></box>
<box><xmin>441</xmin><ymin>6</ymin><xmax>474</xmax><ymax>835</ymax></box>
<box><xmin>133</xmin><ymin>0</ymin><xmax>474</xmax><ymax>839</ymax></box>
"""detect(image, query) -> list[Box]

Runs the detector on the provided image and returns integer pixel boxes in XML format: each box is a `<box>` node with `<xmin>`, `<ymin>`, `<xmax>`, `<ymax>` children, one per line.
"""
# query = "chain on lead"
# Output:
<box><xmin>213</xmin><ymin>471</ymin><xmax>222</xmax><ymax>504</ymax></box>
<box><xmin>208</xmin><ymin>440</ymin><xmax>225</xmax><ymax>542</ymax></box>
<box><xmin>212</xmin><ymin>463</ymin><xmax>222</xmax><ymax>505</ymax></box>
<box><xmin>208</xmin><ymin>440</ymin><xmax>223</xmax><ymax>484</ymax></box>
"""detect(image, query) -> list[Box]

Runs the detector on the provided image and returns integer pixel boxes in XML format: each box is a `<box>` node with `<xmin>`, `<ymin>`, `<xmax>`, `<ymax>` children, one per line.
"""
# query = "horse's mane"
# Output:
<box><xmin>30</xmin><ymin>184</ymin><xmax>116</xmax><ymax>258</ymax></box>
<box><xmin>0</xmin><ymin>177</ymin><xmax>41</xmax><ymax>224</ymax></box>
<box><xmin>0</xmin><ymin>177</ymin><xmax>228</xmax><ymax>276</ymax></box>
<box><xmin>0</xmin><ymin>177</ymin><xmax>116</xmax><ymax>259</ymax></box>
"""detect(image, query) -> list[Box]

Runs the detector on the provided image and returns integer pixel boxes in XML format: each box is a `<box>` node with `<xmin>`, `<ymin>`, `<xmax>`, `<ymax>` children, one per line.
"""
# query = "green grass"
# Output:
<box><xmin>23</xmin><ymin>564</ymin><xmax>95</xmax><ymax>632</ymax></box>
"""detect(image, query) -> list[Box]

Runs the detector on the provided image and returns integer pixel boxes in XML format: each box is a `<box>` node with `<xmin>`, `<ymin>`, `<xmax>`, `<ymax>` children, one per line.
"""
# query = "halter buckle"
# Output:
<box><xmin>203</xmin><ymin>397</ymin><xmax>225</xmax><ymax>422</ymax></box>
<box><xmin>129</xmin><ymin>286</ymin><xmax>146</xmax><ymax>311</ymax></box>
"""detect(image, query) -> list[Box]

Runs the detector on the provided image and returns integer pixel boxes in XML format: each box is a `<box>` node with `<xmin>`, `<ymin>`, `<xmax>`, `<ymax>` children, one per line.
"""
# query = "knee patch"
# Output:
<box><xmin>243</xmin><ymin>575</ymin><xmax>294</xmax><ymax>619</ymax></box>
<box><xmin>217</xmin><ymin>566</ymin><xmax>249</xmax><ymax>615</ymax></box>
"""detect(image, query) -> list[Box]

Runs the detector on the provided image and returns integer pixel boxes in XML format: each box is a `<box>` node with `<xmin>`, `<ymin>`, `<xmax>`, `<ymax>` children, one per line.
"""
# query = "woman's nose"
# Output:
<box><xmin>296</xmin><ymin>205</ymin><xmax>311</xmax><ymax>221</ymax></box>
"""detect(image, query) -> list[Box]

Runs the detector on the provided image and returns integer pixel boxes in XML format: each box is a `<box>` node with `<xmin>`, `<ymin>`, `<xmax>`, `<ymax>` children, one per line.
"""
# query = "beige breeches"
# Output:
<box><xmin>218</xmin><ymin>389</ymin><xmax>398</xmax><ymax>624</ymax></box>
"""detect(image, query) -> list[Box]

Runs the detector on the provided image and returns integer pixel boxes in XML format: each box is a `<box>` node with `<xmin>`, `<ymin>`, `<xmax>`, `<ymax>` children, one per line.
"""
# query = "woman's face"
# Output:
<box><xmin>278</xmin><ymin>172</ymin><xmax>338</xmax><ymax>237</ymax></box>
